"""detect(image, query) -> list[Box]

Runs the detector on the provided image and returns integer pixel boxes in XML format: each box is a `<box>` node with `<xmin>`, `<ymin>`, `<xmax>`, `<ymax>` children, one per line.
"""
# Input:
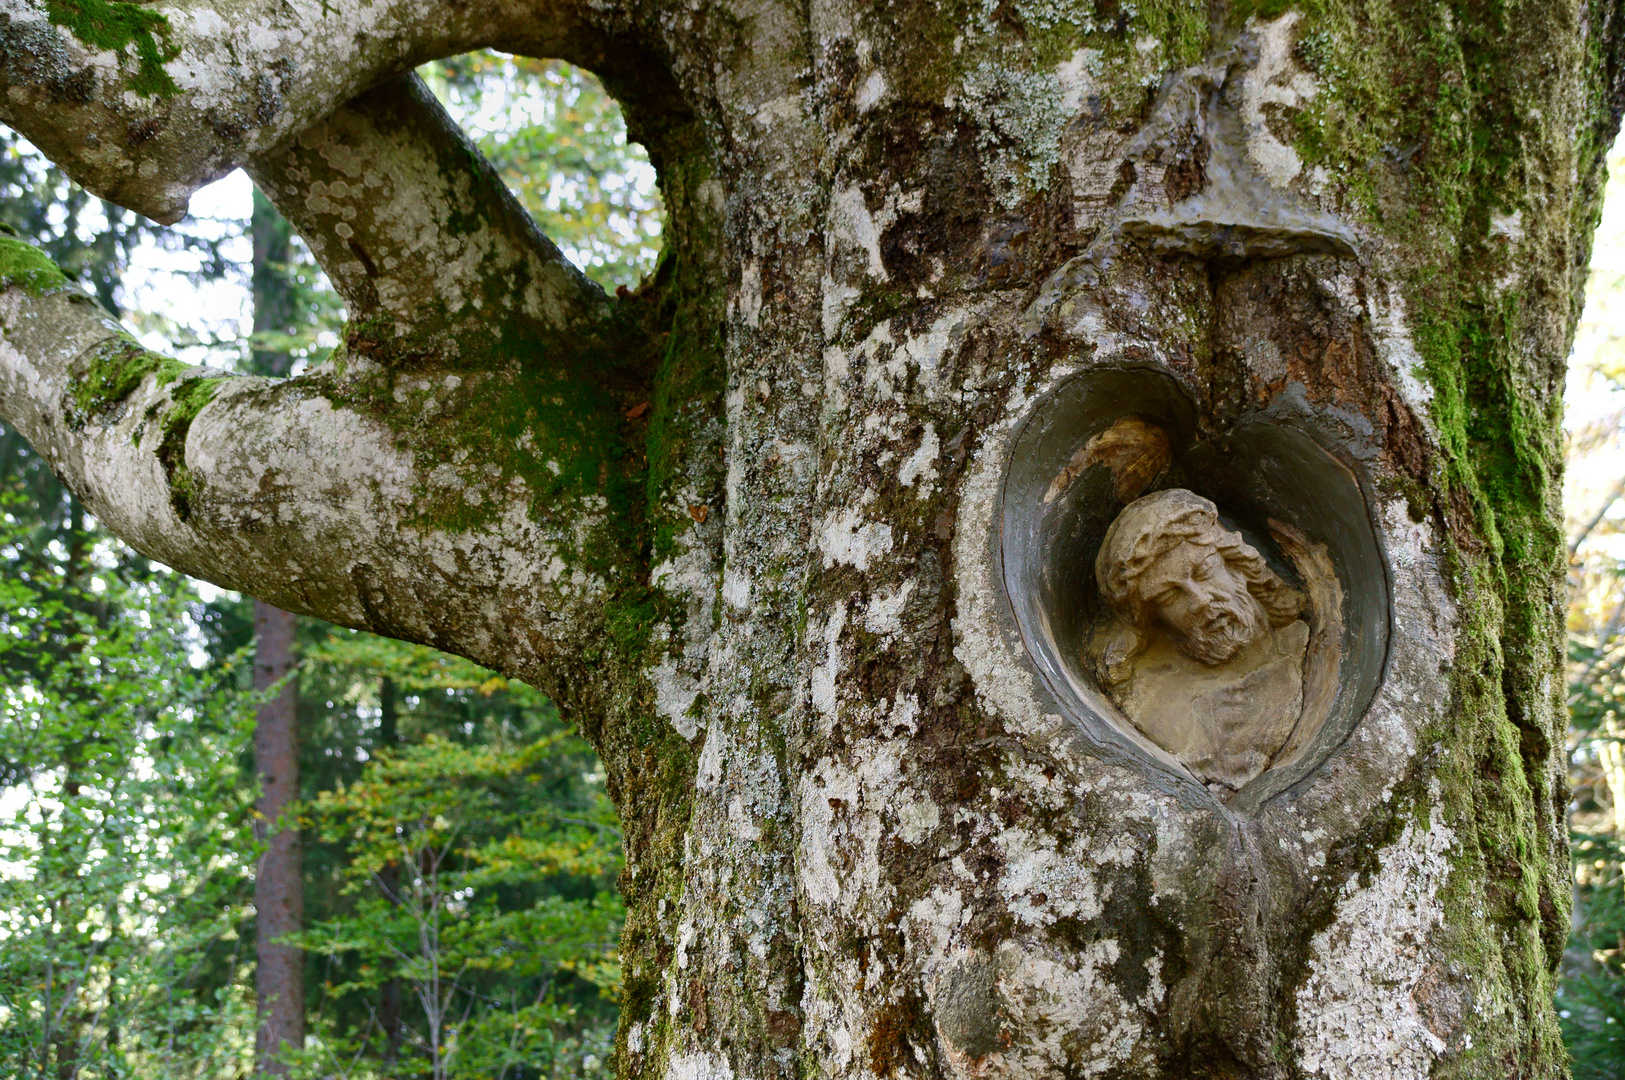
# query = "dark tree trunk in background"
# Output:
<box><xmin>376</xmin><ymin>675</ymin><xmax>404</xmax><ymax>1067</ymax></box>
<box><xmin>252</xmin><ymin>598</ymin><xmax>302</xmax><ymax>1076</ymax></box>
<box><xmin>252</xmin><ymin>596</ymin><xmax>302</xmax><ymax>1075</ymax></box>
<box><xmin>250</xmin><ymin>189</ymin><xmax>304</xmax><ymax>1077</ymax></box>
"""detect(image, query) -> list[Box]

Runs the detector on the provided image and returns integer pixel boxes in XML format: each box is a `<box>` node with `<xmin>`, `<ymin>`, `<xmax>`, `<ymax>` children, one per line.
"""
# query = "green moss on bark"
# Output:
<box><xmin>45</xmin><ymin>0</ymin><xmax>179</xmax><ymax>98</ymax></box>
<box><xmin>0</xmin><ymin>236</ymin><xmax>69</xmax><ymax>296</ymax></box>
<box><xmin>62</xmin><ymin>334</ymin><xmax>229</xmax><ymax>520</ymax></box>
<box><xmin>64</xmin><ymin>337</ymin><xmax>194</xmax><ymax>431</ymax></box>
<box><xmin>642</xmin><ymin>259</ymin><xmax>726</xmax><ymax>567</ymax></box>
<box><xmin>317</xmin><ymin>339</ymin><xmax>649</xmax><ymax>595</ymax></box>
<box><xmin>1243</xmin><ymin>0</ymin><xmax>1511</xmax><ymax>242</ymax></box>
<box><xmin>148</xmin><ymin>376</ymin><xmax>226</xmax><ymax>521</ymax></box>
<box><xmin>1409</xmin><ymin>292</ymin><xmax>1569</xmax><ymax>1072</ymax></box>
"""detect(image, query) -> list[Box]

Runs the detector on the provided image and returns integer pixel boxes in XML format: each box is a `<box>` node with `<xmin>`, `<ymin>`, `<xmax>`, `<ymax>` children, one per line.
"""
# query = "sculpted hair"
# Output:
<box><xmin>1096</xmin><ymin>489</ymin><xmax>1303</xmax><ymax>628</ymax></box>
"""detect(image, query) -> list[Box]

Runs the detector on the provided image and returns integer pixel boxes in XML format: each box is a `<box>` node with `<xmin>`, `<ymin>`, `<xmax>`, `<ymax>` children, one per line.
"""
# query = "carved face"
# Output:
<box><xmin>1133</xmin><ymin>535</ymin><xmax>1266</xmax><ymax>666</ymax></box>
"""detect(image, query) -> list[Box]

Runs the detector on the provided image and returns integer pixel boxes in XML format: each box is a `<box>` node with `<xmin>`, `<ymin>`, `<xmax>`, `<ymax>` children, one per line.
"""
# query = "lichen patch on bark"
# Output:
<box><xmin>1294</xmin><ymin>801</ymin><xmax>1456</xmax><ymax>1079</ymax></box>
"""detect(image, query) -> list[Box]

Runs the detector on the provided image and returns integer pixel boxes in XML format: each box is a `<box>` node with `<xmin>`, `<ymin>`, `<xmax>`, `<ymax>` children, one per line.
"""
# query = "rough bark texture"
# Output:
<box><xmin>3</xmin><ymin>0</ymin><xmax>1624</xmax><ymax>1077</ymax></box>
<box><xmin>253</xmin><ymin>598</ymin><xmax>303</xmax><ymax>1077</ymax></box>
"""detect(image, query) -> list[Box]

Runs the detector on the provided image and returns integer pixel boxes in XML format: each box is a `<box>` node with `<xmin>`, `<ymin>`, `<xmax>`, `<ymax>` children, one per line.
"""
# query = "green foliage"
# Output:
<box><xmin>182</xmin><ymin>602</ymin><xmax>626</xmax><ymax>1080</ymax></box>
<box><xmin>0</xmin><ymin>495</ymin><xmax>261</xmax><ymax>1078</ymax></box>
<box><xmin>301</xmin><ymin>633</ymin><xmax>513</xmax><ymax>697</ymax></box>
<box><xmin>1562</xmin><ymin>621</ymin><xmax>1625</xmax><ymax>1078</ymax></box>
<box><xmin>1559</xmin><ymin>830</ymin><xmax>1625</xmax><ymax>1078</ymax></box>
<box><xmin>229</xmin><ymin>626</ymin><xmax>626</xmax><ymax>1080</ymax></box>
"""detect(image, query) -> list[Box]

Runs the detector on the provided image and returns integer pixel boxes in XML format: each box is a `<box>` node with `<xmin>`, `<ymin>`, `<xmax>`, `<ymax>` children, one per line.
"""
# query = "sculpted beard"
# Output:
<box><xmin>1176</xmin><ymin>586</ymin><xmax>1265</xmax><ymax>666</ymax></box>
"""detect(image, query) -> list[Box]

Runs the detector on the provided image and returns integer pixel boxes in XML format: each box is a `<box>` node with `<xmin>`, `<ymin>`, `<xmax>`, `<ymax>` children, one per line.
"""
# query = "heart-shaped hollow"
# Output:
<box><xmin>998</xmin><ymin>366</ymin><xmax>1390</xmax><ymax>811</ymax></box>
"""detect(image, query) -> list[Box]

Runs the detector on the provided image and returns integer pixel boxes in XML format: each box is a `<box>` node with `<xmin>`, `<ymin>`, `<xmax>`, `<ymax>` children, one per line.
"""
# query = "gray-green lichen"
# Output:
<box><xmin>957</xmin><ymin>61</ymin><xmax>1069</xmax><ymax>209</ymax></box>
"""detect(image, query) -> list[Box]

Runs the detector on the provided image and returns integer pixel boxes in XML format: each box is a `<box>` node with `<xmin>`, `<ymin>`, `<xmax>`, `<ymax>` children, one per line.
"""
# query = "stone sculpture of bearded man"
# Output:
<box><xmin>1092</xmin><ymin>488</ymin><xmax>1310</xmax><ymax>791</ymax></box>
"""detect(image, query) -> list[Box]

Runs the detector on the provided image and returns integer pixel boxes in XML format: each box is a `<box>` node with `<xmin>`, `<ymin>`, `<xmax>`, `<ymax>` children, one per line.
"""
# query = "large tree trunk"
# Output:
<box><xmin>2</xmin><ymin>1</ymin><xmax>1622</xmax><ymax>1077</ymax></box>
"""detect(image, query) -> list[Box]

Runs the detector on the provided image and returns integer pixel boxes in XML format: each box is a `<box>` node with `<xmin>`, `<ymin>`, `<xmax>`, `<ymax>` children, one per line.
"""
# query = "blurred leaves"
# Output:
<box><xmin>1563</xmin><ymin>135</ymin><xmax>1625</xmax><ymax>1080</ymax></box>
<box><xmin>0</xmin><ymin>492</ymin><xmax>262</xmax><ymax>1079</ymax></box>
<box><xmin>420</xmin><ymin>54</ymin><xmax>663</xmax><ymax>291</ymax></box>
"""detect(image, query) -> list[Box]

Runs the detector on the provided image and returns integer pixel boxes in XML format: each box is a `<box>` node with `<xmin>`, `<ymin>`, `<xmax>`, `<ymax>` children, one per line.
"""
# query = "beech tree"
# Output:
<box><xmin>1</xmin><ymin>0</ymin><xmax>1621</xmax><ymax>1077</ymax></box>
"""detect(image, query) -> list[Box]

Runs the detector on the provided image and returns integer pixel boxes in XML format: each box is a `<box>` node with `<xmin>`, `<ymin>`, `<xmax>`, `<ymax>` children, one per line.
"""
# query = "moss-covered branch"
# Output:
<box><xmin>249</xmin><ymin>76</ymin><xmax>621</xmax><ymax>365</ymax></box>
<box><xmin>0</xmin><ymin>0</ymin><xmax>626</xmax><ymax>222</ymax></box>
<box><xmin>0</xmin><ymin>247</ymin><xmax>640</xmax><ymax>707</ymax></box>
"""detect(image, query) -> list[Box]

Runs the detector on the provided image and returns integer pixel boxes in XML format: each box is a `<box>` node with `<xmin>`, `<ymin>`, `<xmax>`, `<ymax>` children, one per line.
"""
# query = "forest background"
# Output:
<box><xmin>2</xmin><ymin>47</ymin><xmax>1625</xmax><ymax>1080</ymax></box>
<box><xmin>0</xmin><ymin>55</ymin><xmax>657</xmax><ymax>1080</ymax></box>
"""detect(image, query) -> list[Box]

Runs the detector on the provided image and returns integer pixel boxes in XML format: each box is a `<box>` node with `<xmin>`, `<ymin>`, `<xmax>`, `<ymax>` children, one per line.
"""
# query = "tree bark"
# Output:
<box><xmin>4</xmin><ymin>1</ymin><xmax>1624</xmax><ymax>1077</ymax></box>
<box><xmin>376</xmin><ymin>675</ymin><xmax>405</xmax><ymax>1068</ymax></box>
<box><xmin>253</xmin><ymin>598</ymin><xmax>303</xmax><ymax>1077</ymax></box>
<box><xmin>251</xmin><ymin>189</ymin><xmax>304</xmax><ymax>1078</ymax></box>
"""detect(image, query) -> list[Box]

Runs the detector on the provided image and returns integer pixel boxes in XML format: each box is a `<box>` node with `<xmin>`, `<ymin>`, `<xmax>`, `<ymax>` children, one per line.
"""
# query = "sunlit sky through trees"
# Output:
<box><xmin>1568</xmin><ymin>139</ymin><xmax>1625</xmax><ymax>554</ymax></box>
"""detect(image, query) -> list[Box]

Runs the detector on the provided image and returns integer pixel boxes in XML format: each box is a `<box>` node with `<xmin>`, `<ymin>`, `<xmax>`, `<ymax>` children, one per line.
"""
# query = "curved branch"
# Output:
<box><xmin>0</xmin><ymin>266</ymin><xmax>635</xmax><ymax>685</ymax></box>
<box><xmin>248</xmin><ymin>75</ymin><xmax>612</xmax><ymax>362</ymax></box>
<box><xmin>0</xmin><ymin>0</ymin><xmax>609</xmax><ymax>222</ymax></box>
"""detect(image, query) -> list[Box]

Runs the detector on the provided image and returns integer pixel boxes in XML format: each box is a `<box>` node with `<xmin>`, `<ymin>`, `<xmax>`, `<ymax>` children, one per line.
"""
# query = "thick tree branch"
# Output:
<box><xmin>249</xmin><ymin>75</ymin><xmax>612</xmax><ymax>362</ymax></box>
<box><xmin>0</xmin><ymin>0</ymin><xmax>610</xmax><ymax>222</ymax></box>
<box><xmin>0</xmin><ymin>269</ymin><xmax>631</xmax><ymax>685</ymax></box>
